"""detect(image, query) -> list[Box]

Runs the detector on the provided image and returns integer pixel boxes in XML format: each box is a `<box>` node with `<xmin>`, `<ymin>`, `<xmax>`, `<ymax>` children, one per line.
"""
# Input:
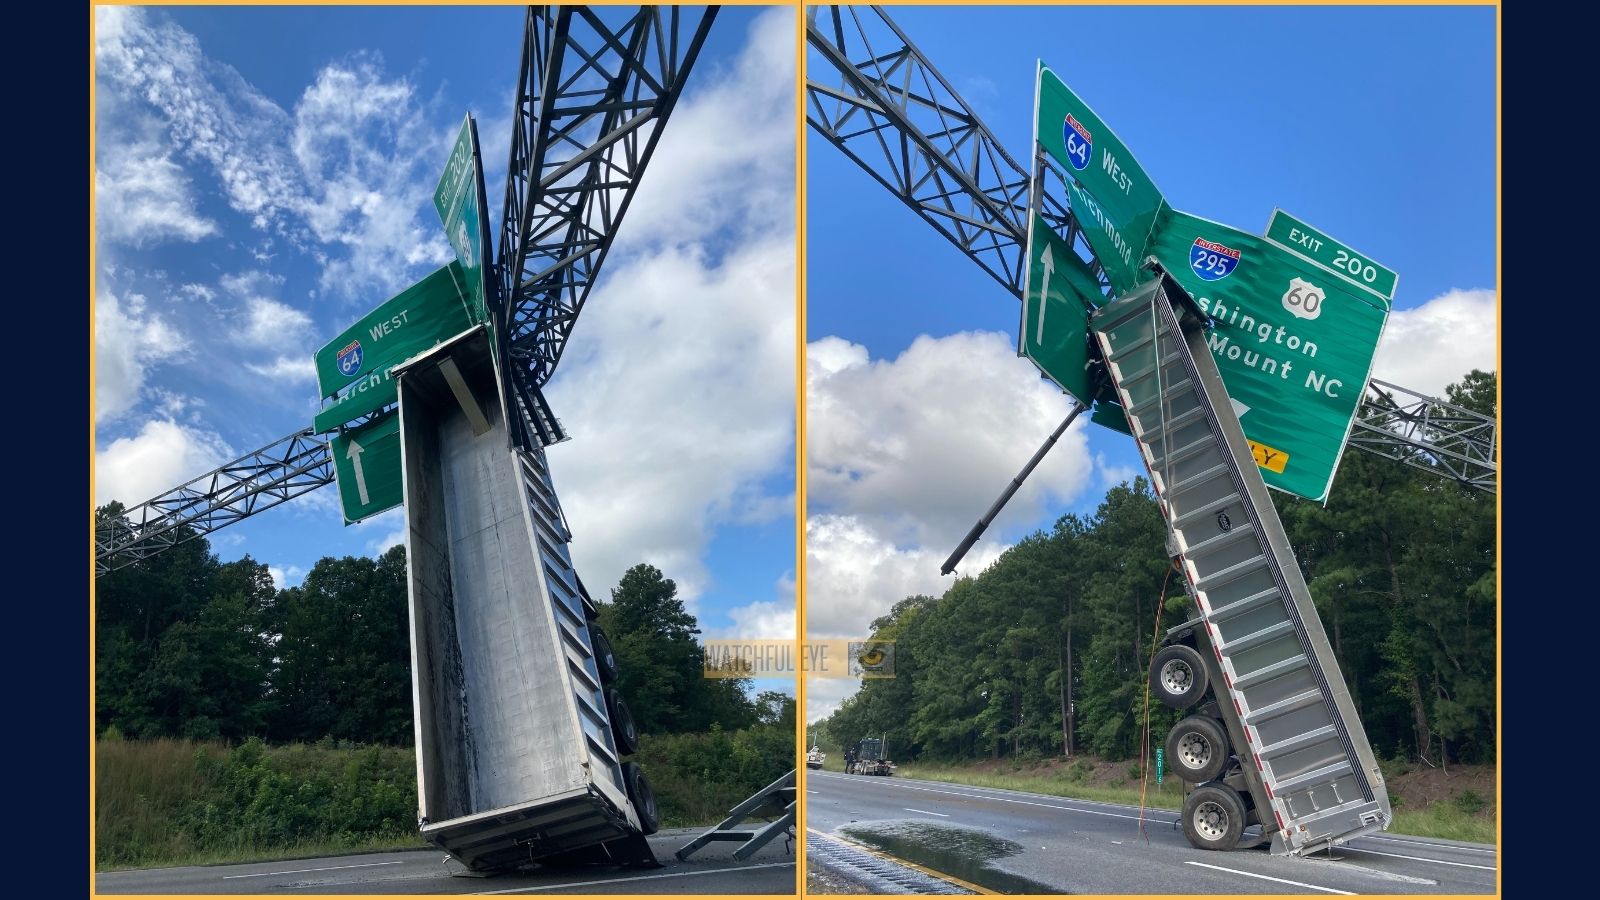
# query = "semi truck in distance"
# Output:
<box><xmin>1092</xmin><ymin>272</ymin><xmax>1392</xmax><ymax>856</ymax></box>
<box><xmin>846</xmin><ymin>737</ymin><xmax>896</xmax><ymax>776</ymax></box>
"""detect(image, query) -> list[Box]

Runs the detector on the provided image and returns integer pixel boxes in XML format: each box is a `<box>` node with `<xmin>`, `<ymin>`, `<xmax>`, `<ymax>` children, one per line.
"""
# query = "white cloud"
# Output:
<box><xmin>233</xmin><ymin>297</ymin><xmax>313</xmax><ymax>350</ymax></box>
<box><xmin>96</xmin><ymin>6</ymin><xmax>301</xmax><ymax>230</ymax></box>
<box><xmin>95</xmin><ymin>141</ymin><xmax>218</xmax><ymax>247</ymax></box>
<box><xmin>219</xmin><ymin>270</ymin><xmax>284</xmax><ymax>297</ymax></box>
<box><xmin>546</xmin><ymin>234</ymin><xmax>794</xmax><ymax>603</ymax></box>
<box><xmin>175</xmin><ymin>283</ymin><xmax>217</xmax><ymax>305</ymax></box>
<box><xmin>618</xmin><ymin>7</ymin><xmax>795</xmax><ymax>246</ymax></box>
<box><xmin>807</xmin><ymin>331</ymin><xmax>1095</xmax><ymax>550</ymax></box>
<box><xmin>357</xmin><ymin>507</ymin><xmax>406</xmax><ymax>557</ymax></box>
<box><xmin>95</xmin><ymin>290</ymin><xmax>187</xmax><ymax>422</ymax></box>
<box><xmin>245</xmin><ymin>356</ymin><xmax>316</xmax><ymax>383</ymax></box>
<box><xmin>290</xmin><ymin>58</ymin><xmax>453</xmax><ymax>297</ymax></box>
<box><xmin>716</xmin><ymin>573</ymin><xmax>797</xmax><ymax>640</ymax></box>
<box><xmin>802</xmin><ymin>324</ymin><xmax>1095</xmax><ymax>723</ymax></box>
<box><xmin>95</xmin><ymin>7</ymin><xmax>452</xmax><ymax>301</ymax></box>
<box><xmin>804</xmin><ymin>514</ymin><xmax>1003</xmax><ymax>640</ymax></box>
<box><xmin>151</xmin><ymin>389</ymin><xmax>203</xmax><ymax>422</ymax></box>
<box><xmin>95</xmin><ymin>419</ymin><xmax>234</xmax><ymax>507</ymax></box>
<box><xmin>267</xmin><ymin>564</ymin><xmax>306</xmax><ymax>590</ymax></box>
<box><xmin>1372</xmin><ymin>289</ymin><xmax>1497</xmax><ymax>400</ymax></box>
<box><xmin>540</xmin><ymin>10</ymin><xmax>796</xmax><ymax>606</ymax></box>
<box><xmin>807</xmin><ymin>675</ymin><xmax>861</xmax><ymax>725</ymax></box>
<box><xmin>1095</xmin><ymin>451</ymin><xmax>1139</xmax><ymax>491</ymax></box>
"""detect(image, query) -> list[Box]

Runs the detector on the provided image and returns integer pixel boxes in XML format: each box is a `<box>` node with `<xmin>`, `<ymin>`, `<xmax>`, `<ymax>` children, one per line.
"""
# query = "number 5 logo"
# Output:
<box><xmin>1281</xmin><ymin>277</ymin><xmax>1325</xmax><ymax>321</ymax></box>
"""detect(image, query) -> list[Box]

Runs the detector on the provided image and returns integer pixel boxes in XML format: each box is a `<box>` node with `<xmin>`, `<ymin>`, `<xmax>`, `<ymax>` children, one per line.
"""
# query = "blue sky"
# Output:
<box><xmin>805</xmin><ymin>4</ymin><xmax>1497</xmax><ymax>720</ymax></box>
<box><xmin>94</xmin><ymin>5</ymin><xmax>798</xmax><ymax>671</ymax></box>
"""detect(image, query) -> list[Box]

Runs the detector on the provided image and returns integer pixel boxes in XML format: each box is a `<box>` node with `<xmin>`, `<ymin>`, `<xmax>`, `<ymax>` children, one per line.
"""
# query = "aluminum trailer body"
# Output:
<box><xmin>397</xmin><ymin>327</ymin><xmax>652</xmax><ymax>871</ymax></box>
<box><xmin>1091</xmin><ymin>273</ymin><xmax>1391</xmax><ymax>856</ymax></box>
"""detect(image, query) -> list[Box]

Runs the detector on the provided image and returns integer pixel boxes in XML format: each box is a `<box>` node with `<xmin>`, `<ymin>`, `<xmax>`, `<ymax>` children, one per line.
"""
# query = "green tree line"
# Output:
<box><xmin>94</xmin><ymin>519</ymin><xmax>791</xmax><ymax>744</ymax></box>
<box><xmin>815</xmin><ymin>371</ymin><xmax>1496</xmax><ymax>769</ymax></box>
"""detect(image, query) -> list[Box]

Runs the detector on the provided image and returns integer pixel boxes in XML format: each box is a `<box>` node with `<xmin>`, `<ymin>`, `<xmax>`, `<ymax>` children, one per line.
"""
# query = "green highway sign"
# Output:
<box><xmin>1036</xmin><ymin>63</ymin><xmax>1167</xmax><ymax>293</ymax></box>
<box><xmin>331</xmin><ymin>410</ymin><xmax>403</xmax><ymax>524</ymax></box>
<box><xmin>434</xmin><ymin>114</ymin><xmax>492</xmax><ymax>327</ymax></box>
<box><xmin>313</xmin><ymin>261</ymin><xmax>477</xmax><ymax>433</ymax></box>
<box><xmin>1019</xmin><ymin>212</ymin><xmax>1103</xmax><ymax>404</ymax></box>
<box><xmin>1150</xmin><ymin>208</ymin><xmax>1390</xmax><ymax>502</ymax></box>
<box><xmin>1265</xmin><ymin>209</ymin><xmax>1397</xmax><ymax>303</ymax></box>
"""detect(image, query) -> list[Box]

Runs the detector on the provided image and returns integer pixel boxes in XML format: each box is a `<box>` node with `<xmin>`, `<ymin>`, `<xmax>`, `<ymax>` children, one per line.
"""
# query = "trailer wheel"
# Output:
<box><xmin>590</xmin><ymin>626</ymin><xmax>619</xmax><ymax>684</ymax></box>
<box><xmin>606</xmin><ymin>688</ymin><xmax>640</xmax><ymax>755</ymax></box>
<box><xmin>1150</xmin><ymin>644</ymin><xmax>1208</xmax><ymax>709</ymax></box>
<box><xmin>622</xmin><ymin>761</ymin><xmax>660</xmax><ymax>835</ymax></box>
<box><xmin>1182</xmin><ymin>784</ymin><xmax>1245</xmax><ymax>851</ymax></box>
<box><xmin>1165</xmin><ymin>715</ymin><xmax>1229</xmax><ymax>783</ymax></box>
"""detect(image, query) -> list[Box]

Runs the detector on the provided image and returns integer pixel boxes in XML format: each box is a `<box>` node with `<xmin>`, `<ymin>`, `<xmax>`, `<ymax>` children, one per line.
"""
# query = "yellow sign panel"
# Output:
<box><xmin>1249</xmin><ymin>440</ymin><xmax>1290</xmax><ymax>474</ymax></box>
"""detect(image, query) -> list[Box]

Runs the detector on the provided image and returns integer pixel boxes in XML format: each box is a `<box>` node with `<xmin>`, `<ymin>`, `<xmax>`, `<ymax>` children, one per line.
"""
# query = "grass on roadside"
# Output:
<box><xmin>95</xmin><ymin>833</ymin><xmax>429</xmax><ymax>873</ymax></box>
<box><xmin>1390</xmin><ymin>805</ymin><xmax>1496</xmax><ymax>845</ymax></box>
<box><xmin>98</xmin><ymin>726</ymin><xmax>795</xmax><ymax>870</ymax></box>
<box><xmin>96</xmin><ymin>736</ymin><xmax>421</xmax><ymax>870</ymax></box>
<box><xmin>893</xmin><ymin>762</ymin><xmax>1497</xmax><ymax>844</ymax></box>
<box><xmin>894</xmin><ymin>763</ymin><xmax>1184</xmax><ymax>811</ymax></box>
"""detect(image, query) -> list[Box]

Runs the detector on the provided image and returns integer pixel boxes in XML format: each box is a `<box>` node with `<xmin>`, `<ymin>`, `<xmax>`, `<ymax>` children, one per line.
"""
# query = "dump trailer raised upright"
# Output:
<box><xmin>1090</xmin><ymin>272</ymin><xmax>1391</xmax><ymax>856</ymax></box>
<box><xmin>397</xmin><ymin>327</ymin><xmax>657</xmax><ymax>872</ymax></box>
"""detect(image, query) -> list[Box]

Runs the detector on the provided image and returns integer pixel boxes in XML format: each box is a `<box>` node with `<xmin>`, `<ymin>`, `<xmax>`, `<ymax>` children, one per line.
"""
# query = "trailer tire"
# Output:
<box><xmin>590</xmin><ymin>626</ymin><xmax>619</xmax><ymax>684</ymax></box>
<box><xmin>1166</xmin><ymin>715</ymin><xmax>1229</xmax><ymax>783</ymax></box>
<box><xmin>1150</xmin><ymin>644</ymin><xmax>1208</xmax><ymax>709</ymax></box>
<box><xmin>622</xmin><ymin>762</ymin><xmax>660</xmax><ymax>835</ymax></box>
<box><xmin>1182</xmin><ymin>783</ymin><xmax>1245</xmax><ymax>851</ymax></box>
<box><xmin>606</xmin><ymin>688</ymin><xmax>640</xmax><ymax>755</ymax></box>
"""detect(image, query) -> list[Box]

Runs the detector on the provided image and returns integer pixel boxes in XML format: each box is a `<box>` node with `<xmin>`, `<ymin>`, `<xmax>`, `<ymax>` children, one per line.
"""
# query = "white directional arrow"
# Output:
<box><xmin>1036</xmin><ymin>243</ymin><xmax>1055</xmax><ymax>344</ymax></box>
<box><xmin>345</xmin><ymin>438</ymin><xmax>370</xmax><ymax>505</ymax></box>
<box><xmin>1231</xmin><ymin>398</ymin><xmax>1251</xmax><ymax>419</ymax></box>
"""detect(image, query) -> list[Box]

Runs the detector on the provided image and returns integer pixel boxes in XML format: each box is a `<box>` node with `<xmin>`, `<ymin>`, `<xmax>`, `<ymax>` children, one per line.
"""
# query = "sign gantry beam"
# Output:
<box><xmin>806</xmin><ymin>4</ymin><xmax>1038</xmax><ymax>295</ymax></box>
<box><xmin>94</xmin><ymin>428</ymin><xmax>335</xmax><ymax>576</ymax></box>
<box><xmin>497</xmin><ymin>4</ymin><xmax>717</xmax><ymax>443</ymax></box>
<box><xmin>806</xmin><ymin>3</ymin><xmax>1496</xmax><ymax>494</ymax></box>
<box><xmin>1351</xmin><ymin>379</ymin><xmax>1496</xmax><ymax>494</ymax></box>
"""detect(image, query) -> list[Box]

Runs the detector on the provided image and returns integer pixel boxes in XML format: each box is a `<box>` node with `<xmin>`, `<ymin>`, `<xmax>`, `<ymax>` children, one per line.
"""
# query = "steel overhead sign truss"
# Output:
<box><xmin>497</xmin><ymin>5</ymin><xmax>718</xmax><ymax>448</ymax></box>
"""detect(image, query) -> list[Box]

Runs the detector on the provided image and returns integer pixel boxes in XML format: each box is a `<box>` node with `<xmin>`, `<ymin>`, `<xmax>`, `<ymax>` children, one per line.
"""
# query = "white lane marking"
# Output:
<box><xmin>1185</xmin><ymin>861</ymin><xmax>1354</xmax><ymax>895</ymax></box>
<box><xmin>904</xmin><ymin>808</ymin><xmax>950</xmax><ymax>817</ymax></box>
<box><xmin>813</xmin><ymin>773</ymin><xmax>1495</xmax><ymax>873</ymax></box>
<box><xmin>812</xmin><ymin>771</ymin><xmax>1177</xmax><ymax>817</ymax></box>
<box><xmin>1365</xmin><ymin>834</ymin><xmax>1497</xmax><ymax>854</ymax></box>
<box><xmin>222</xmin><ymin>860</ymin><xmax>403</xmax><ymax>879</ymax></box>
<box><xmin>815</xmin><ymin>774</ymin><xmax>1175</xmax><ymax>825</ymax></box>
<box><xmin>807</xmin><ymin>790</ymin><xmax>819</xmax><ymax>794</ymax></box>
<box><xmin>817</xmin><ymin>771</ymin><xmax>1486</xmax><ymax>867</ymax></box>
<box><xmin>472</xmin><ymin>861</ymin><xmax>794</xmax><ymax>894</ymax></box>
<box><xmin>1348</xmin><ymin>848</ymin><xmax>1497</xmax><ymax>871</ymax></box>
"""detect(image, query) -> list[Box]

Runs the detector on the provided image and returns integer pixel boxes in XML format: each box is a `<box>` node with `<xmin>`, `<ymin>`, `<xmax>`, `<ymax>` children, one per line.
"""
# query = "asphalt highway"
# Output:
<box><xmin>806</xmin><ymin>771</ymin><xmax>1496</xmax><ymax>895</ymax></box>
<box><xmin>95</xmin><ymin>828</ymin><xmax>795</xmax><ymax>895</ymax></box>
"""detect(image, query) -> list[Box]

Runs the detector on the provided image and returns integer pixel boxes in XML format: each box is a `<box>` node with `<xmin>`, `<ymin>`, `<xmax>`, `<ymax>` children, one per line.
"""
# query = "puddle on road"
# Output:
<box><xmin>839</xmin><ymin>821</ymin><xmax>1061</xmax><ymax>894</ymax></box>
